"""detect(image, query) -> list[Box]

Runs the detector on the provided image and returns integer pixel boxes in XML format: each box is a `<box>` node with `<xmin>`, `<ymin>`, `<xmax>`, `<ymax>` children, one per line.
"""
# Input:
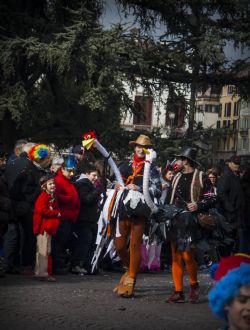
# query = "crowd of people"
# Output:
<box><xmin>0</xmin><ymin>135</ymin><xmax>250</xmax><ymax>325</ymax></box>
<box><xmin>0</xmin><ymin>140</ymin><xmax>102</xmax><ymax>280</ymax></box>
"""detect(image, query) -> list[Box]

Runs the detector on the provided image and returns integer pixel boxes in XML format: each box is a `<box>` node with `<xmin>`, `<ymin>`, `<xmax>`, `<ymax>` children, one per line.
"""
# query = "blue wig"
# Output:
<box><xmin>208</xmin><ymin>263</ymin><xmax>250</xmax><ymax>320</ymax></box>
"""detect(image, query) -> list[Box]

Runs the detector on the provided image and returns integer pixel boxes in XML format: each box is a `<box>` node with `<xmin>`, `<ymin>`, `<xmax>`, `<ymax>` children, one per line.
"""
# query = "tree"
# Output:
<box><xmin>118</xmin><ymin>0</ymin><xmax>250</xmax><ymax>136</ymax></box>
<box><xmin>0</xmin><ymin>0</ymin><xmax>147</xmax><ymax>152</ymax></box>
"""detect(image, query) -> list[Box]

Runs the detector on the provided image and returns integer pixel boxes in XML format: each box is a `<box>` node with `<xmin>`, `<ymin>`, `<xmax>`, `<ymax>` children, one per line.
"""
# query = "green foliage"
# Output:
<box><xmin>119</xmin><ymin>0</ymin><xmax>250</xmax><ymax>134</ymax></box>
<box><xmin>0</xmin><ymin>1</ymin><xmax>148</xmax><ymax>147</ymax></box>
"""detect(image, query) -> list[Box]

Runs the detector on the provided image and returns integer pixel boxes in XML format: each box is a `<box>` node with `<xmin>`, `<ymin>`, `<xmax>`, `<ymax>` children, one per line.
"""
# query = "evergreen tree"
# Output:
<box><xmin>119</xmin><ymin>0</ymin><xmax>250</xmax><ymax>136</ymax></box>
<box><xmin>0</xmin><ymin>0</ymin><xmax>144</xmax><ymax>152</ymax></box>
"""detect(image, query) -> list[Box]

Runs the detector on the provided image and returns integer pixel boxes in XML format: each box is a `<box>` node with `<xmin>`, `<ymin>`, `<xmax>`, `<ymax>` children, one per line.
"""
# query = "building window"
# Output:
<box><xmin>216</xmin><ymin>121</ymin><xmax>221</xmax><ymax>128</ymax></box>
<box><xmin>240</xmin><ymin>118</ymin><xmax>250</xmax><ymax>130</ymax></box>
<box><xmin>133</xmin><ymin>95</ymin><xmax>153</xmax><ymax>125</ymax></box>
<box><xmin>233</xmin><ymin>102</ymin><xmax>239</xmax><ymax>116</ymax></box>
<box><xmin>224</xmin><ymin>103</ymin><xmax>231</xmax><ymax>117</ymax></box>
<box><xmin>205</xmin><ymin>104</ymin><xmax>219</xmax><ymax>113</ymax></box>
<box><xmin>215</xmin><ymin>105</ymin><xmax>220</xmax><ymax>113</ymax></box>
<box><xmin>233</xmin><ymin>120</ymin><xmax>238</xmax><ymax>130</ymax></box>
<box><xmin>197</xmin><ymin>105</ymin><xmax>203</xmax><ymax>112</ymax></box>
<box><xmin>227</xmin><ymin>85</ymin><xmax>234</xmax><ymax>95</ymax></box>
<box><xmin>218</xmin><ymin>104</ymin><xmax>222</xmax><ymax>117</ymax></box>
<box><xmin>242</xmin><ymin>137</ymin><xmax>248</xmax><ymax>150</ymax></box>
<box><xmin>223</xmin><ymin>120</ymin><xmax>231</xmax><ymax>128</ymax></box>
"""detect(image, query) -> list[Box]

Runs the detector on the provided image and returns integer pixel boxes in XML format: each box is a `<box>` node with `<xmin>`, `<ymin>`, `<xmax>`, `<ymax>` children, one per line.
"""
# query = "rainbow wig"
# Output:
<box><xmin>29</xmin><ymin>144</ymin><xmax>50</xmax><ymax>162</ymax></box>
<box><xmin>208</xmin><ymin>256</ymin><xmax>250</xmax><ymax>321</ymax></box>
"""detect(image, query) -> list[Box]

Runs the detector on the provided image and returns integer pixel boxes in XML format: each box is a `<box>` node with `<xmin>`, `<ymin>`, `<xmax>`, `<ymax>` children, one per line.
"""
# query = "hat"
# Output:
<box><xmin>129</xmin><ymin>134</ymin><xmax>153</xmax><ymax>147</ymax></box>
<box><xmin>227</xmin><ymin>155</ymin><xmax>241</xmax><ymax>165</ymax></box>
<box><xmin>39</xmin><ymin>174</ymin><xmax>55</xmax><ymax>187</ymax></box>
<box><xmin>28</xmin><ymin>144</ymin><xmax>50</xmax><ymax>162</ymax></box>
<box><xmin>65</xmin><ymin>154</ymin><xmax>77</xmax><ymax>170</ymax></box>
<box><xmin>208</xmin><ymin>254</ymin><xmax>250</xmax><ymax>320</ymax></box>
<box><xmin>52</xmin><ymin>156</ymin><xmax>64</xmax><ymax>166</ymax></box>
<box><xmin>72</xmin><ymin>145</ymin><xmax>84</xmax><ymax>155</ymax></box>
<box><xmin>174</xmin><ymin>147</ymin><xmax>200</xmax><ymax>166</ymax></box>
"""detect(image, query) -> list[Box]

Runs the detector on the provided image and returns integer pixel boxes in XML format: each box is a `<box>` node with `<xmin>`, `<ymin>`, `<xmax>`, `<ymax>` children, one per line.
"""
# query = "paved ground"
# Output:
<box><xmin>0</xmin><ymin>270</ymin><xmax>223</xmax><ymax>330</ymax></box>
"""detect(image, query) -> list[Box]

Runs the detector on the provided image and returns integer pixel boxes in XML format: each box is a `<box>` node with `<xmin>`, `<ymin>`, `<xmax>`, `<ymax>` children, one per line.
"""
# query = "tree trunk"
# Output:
<box><xmin>187</xmin><ymin>80</ymin><xmax>196</xmax><ymax>137</ymax></box>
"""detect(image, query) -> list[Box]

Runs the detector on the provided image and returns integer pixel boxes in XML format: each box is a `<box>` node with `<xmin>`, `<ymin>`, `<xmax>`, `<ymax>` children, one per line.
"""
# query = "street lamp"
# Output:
<box><xmin>169</xmin><ymin>112</ymin><xmax>176</xmax><ymax>126</ymax></box>
<box><xmin>169</xmin><ymin>112</ymin><xmax>176</xmax><ymax>137</ymax></box>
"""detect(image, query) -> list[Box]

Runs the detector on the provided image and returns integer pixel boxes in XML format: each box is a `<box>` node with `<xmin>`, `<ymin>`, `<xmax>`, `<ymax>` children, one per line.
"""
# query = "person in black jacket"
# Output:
<box><xmin>9</xmin><ymin>144</ymin><xmax>51</xmax><ymax>273</ymax></box>
<box><xmin>217</xmin><ymin>156</ymin><xmax>245</xmax><ymax>256</ymax></box>
<box><xmin>0</xmin><ymin>155</ymin><xmax>12</xmax><ymax>276</ymax></box>
<box><xmin>4</xmin><ymin>142</ymin><xmax>35</xmax><ymax>274</ymax></box>
<box><xmin>71</xmin><ymin>164</ymin><xmax>102</xmax><ymax>274</ymax></box>
<box><xmin>241</xmin><ymin>166</ymin><xmax>250</xmax><ymax>254</ymax></box>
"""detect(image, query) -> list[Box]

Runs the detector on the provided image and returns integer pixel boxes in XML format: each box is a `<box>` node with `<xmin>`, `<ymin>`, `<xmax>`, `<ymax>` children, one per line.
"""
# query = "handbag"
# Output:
<box><xmin>197</xmin><ymin>212</ymin><xmax>216</xmax><ymax>231</ymax></box>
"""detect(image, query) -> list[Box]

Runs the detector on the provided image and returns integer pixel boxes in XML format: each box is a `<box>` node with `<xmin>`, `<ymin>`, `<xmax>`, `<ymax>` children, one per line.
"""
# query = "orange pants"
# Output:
<box><xmin>171</xmin><ymin>242</ymin><xmax>198</xmax><ymax>292</ymax></box>
<box><xmin>114</xmin><ymin>218</ymin><xmax>145</xmax><ymax>279</ymax></box>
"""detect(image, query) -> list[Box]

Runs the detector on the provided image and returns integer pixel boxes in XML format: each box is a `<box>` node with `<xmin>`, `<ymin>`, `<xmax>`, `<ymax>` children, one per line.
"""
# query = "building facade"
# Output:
<box><xmin>121</xmin><ymin>84</ymin><xmax>187</xmax><ymax>138</ymax></box>
<box><xmin>216</xmin><ymin>85</ymin><xmax>240</xmax><ymax>163</ymax></box>
<box><xmin>237</xmin><ymin>99</ymin><xmax>250</xmax><ymax>164</ymax></box>
<box><xmin>195</xmin><ymin>86</ymin><xmax>220</xmax><ymax>129</ymax></box>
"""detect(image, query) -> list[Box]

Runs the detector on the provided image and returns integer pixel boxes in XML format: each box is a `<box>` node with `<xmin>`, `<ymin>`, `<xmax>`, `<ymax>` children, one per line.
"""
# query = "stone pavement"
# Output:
<box><xmin>0</xmin><ymin>270</ymin><xmax>223</xmax><ymax>330</ymax></box>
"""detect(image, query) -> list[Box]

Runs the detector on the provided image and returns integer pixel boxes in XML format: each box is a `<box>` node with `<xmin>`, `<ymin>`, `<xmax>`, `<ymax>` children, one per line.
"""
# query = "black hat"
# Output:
<box><xmin>174</xmin><ymin>147</ymin><xmax>200</xmax><ymax>166</ymax></box>
<box><xmin>72</xmin><ymin>145</ymin><xmax>84</xmax><ymax>155</ymax></box>
<box><xmin>227</xmin><ymin>155</ymin><xmax>241</xmax><ymax>165</ymax></box>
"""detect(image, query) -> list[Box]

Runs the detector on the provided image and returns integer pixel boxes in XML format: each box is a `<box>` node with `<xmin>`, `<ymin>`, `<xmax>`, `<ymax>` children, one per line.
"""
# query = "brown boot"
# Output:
<box><xmin>167</xmin><ymin>291</ymin><xmax>185</xmax><ymax>303</ymax></box>
<box><xmin>189</xmin><ymin>283</ymin><xmax>200</xmax><ymax>303</ymax></box>
<box><xmin>117</xmin><ymin>275</ymin><xmax>135</xmax><ymax>298</ymax></box>
<box><xmin>113</xmin><ymin>271</ymin><xmax>129</xmax><ymax>293</ymax></box>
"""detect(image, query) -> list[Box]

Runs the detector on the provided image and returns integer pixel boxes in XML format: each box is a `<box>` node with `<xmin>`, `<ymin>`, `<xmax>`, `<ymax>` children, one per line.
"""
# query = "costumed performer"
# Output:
<box><xmin>167</xmin><ymin>147</ymin><xmax>217</xmax><ymax>303</ymax></box>
<box><xmin>113</xmin><ymin>134</ymin><xmax>162</xmax><ymax>297</ymax></box>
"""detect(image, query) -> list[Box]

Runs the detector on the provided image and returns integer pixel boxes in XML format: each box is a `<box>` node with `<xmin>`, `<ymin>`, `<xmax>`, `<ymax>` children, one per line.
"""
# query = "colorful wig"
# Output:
<box><xmin>208</xmin><ymin>254</ymin><xmax>250</xmax><ymax>321</ymax></box>
<box><xmin>28</xmin><ymin>144</ymin><xmax>50</xmax><ymax>162</ymax></box>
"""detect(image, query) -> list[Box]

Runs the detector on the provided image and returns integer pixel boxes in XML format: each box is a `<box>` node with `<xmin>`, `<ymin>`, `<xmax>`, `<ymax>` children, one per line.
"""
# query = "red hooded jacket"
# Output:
<box><xmin>33</xmin><ymin>191</ymin><xmax>61</xmax><ymax>236</ymax></box>
<box><xmin>54</xmin><ymin>169</ymin><xmax>80</xmax><ymax>222</ymax></box>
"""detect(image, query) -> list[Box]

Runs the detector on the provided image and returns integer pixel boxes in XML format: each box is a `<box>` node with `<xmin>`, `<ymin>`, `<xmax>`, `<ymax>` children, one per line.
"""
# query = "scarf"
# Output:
<box><xmin>126</xmin><ymin>154</ymin><xmax>145</xmax><ymax>185</ymax></box>
<box><xmin>132</xmin><ymin>153</ymin><xmax>145</xmax><ymax>169</ymax></box>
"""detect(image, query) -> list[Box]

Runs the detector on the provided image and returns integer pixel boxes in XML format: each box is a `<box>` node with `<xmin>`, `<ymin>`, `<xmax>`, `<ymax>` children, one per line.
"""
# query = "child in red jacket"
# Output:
<box><xmin>33</xmin><ymin>174</ymin><xmax>61</xmax><ymax>281</ymax></box>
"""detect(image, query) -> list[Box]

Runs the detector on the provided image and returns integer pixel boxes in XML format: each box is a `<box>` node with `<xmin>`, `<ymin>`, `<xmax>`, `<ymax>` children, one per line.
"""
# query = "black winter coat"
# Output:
<box><xmin>9</xmin><ymin>161</ymin><xmax>47</xmax><ymax>217</ymax></box>
<box><xmin>74</xmin><ymin>178</ymin><xmax>100</xmax><ymax>229</ymax></box>
<box><xmin>217</xmin><ymin>166</ymin><xmax>245</xmax><ymax>228</ymax></box>
<box><xmin>0</xmin><ymin>170</ymin><xmax>12</xmax><ymax>234</ymax></box>
<box><xmin>5</xmin><ymin>152</ymin><xmax>31</xmax><ymax>188</ymax></box>
<box><xmin>241</xmin><ymin>171</ymin><xmax>250</xmax><ymax>228</ymax></box>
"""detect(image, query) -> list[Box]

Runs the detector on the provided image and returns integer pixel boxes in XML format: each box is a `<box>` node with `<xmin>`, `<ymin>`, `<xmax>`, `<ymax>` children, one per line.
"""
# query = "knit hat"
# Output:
<box><xmin>208</xmin><ymin>254</ymin><xmax>250</xmax><ymax>320</ymax></box>
<box><xmin>28</xmin><ymin>144</ymin><xmax>50</xmax><ymax>162</ymax></box>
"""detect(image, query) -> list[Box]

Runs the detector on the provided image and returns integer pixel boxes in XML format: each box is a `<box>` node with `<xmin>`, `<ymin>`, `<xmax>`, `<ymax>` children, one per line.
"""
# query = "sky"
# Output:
<box><xmin>100</xmin><ymin>0</ymin><xmax>249</xmax><ymax>62</ymax></box>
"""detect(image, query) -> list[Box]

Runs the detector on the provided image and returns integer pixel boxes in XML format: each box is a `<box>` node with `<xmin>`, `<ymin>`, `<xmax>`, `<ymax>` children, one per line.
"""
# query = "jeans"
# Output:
<box><xmin>51</xmin><ymin>220</ymin><xmax>72</xmax><ymax>270</ymax></box>
<box><xmin>19</xmin><ymin>213</ymin><xmax>36</xmax><ymax>267</ymax></box>
<box><xmin>238</xmin><ymin>227</ymin><xmax>250</xmax><ymax>254</ymax></box>
<box><xmin>3</xmin><ymin>223</ymin><xmax>21</xmax><ymax>270</ymax></box>
<box><xmin>71</xmin><ymin>225</ymin><xmax>97</xmax><ymax>269</ymax></box>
